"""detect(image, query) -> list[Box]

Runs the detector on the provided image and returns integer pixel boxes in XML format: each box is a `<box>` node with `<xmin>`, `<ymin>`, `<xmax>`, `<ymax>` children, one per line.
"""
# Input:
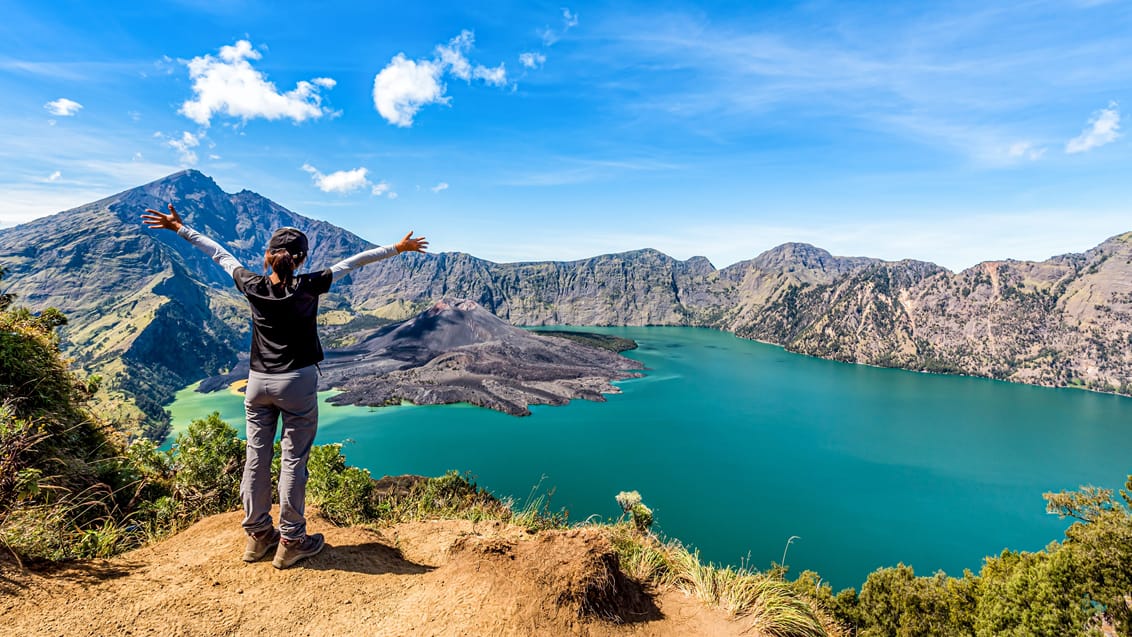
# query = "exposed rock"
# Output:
<box><xmin>317</xmin><ymin>299</ymin><xmax>645</xmax><ymax>416</ymax></box>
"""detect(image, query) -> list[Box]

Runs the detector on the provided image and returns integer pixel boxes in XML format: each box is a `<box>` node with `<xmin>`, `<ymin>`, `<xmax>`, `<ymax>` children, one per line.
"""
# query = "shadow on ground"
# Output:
<box><xmin>303</xmin><ymin>541</ymin><xmax>434</xmax><ymax>576</ymax></box>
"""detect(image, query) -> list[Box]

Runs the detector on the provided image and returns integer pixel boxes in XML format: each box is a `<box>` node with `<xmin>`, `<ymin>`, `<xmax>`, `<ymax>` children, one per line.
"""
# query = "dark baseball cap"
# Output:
<box><xmin>268</xmin><ymin>227</ymin><xmax>309</xmax><ymax>259</ymax></box>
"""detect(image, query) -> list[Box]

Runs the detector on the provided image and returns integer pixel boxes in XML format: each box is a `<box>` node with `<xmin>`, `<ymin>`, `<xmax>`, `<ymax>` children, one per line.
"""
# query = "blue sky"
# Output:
<box><xmin>1</xmin><ymin>0</ymin><xmax>1129</xmax><ymax>270</ymax></box>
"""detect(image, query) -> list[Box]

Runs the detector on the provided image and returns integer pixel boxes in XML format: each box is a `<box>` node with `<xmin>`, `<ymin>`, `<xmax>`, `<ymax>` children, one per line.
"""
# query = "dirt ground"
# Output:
<box><xmin>0</xmin><ymin>508</ymin><xmax>754</xmax><ymax>636</ymax></box>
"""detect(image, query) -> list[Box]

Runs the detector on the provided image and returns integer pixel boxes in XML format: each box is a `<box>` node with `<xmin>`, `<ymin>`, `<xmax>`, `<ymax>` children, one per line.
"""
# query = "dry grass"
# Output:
<box><xmin>606</xmin><ymin>525</ymin><xmax>837</xmax><ymax>637</ymax></box>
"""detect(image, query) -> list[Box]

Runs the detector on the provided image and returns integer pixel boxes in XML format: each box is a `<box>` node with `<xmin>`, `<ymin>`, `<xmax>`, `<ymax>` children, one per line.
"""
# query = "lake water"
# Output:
<box><xmin>165</xmin><ymin>326</ymin><xmax>1132</xmax><ymax>589</ymax></box>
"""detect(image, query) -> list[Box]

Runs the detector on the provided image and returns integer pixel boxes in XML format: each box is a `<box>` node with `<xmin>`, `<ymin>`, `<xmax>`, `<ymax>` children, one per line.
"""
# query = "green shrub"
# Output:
<box><xmin>170</xmin><ymin>413</ymin><xmax>243</xmax><ymax>515</ymax></box>
<box><xmin>630</xmin><ymin>502</ymin><xmax>654</xmax><ymax>533</ymax></box>
<box><xmin>306</xmin><ymin>443</ymin><xmax>377</xmax><ymax>525</ymax></box>
<box><xmin>837</xmin><ymin>475</ymin><xmax>1132</xmax><ymax>636</ymax></box>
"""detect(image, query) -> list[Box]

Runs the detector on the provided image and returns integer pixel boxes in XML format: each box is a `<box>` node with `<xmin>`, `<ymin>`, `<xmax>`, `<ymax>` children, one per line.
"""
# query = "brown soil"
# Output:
<box><xmin>0</xmin><ymin>508</ymin><xmax>751</xmax><ymax>636</ymax></box>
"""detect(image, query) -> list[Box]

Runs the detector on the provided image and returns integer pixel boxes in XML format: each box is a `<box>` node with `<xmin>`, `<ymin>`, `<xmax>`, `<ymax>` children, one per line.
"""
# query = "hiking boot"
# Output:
<box><xmin>243</xmin><ymin>527</ymin><xmax>280</xmax><ymax>562</ymax></box>
<box><xmin>272</xmin><ymin>533</ymin><xmax>325</xmax><ymax>569</ymax></box>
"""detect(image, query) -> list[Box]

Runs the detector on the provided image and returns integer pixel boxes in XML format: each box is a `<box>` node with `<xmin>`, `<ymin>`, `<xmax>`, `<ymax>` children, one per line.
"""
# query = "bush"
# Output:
<box><xmin>835</xmin><ymin>475</ymin><xmax>1132</xmax><ymax>636</ymax></box>
<box><xmin>170</xmin><ymin>412</ymin><xmax>243</xmax><ymax>515</ymax></box>
<box><xmin>306</xmin><ymin>443</ymin><xmax>378</xmax><ymax>525</ymax></box>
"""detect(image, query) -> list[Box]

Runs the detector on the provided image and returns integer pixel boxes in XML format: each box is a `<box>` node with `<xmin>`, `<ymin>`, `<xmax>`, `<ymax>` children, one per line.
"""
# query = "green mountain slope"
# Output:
<box><xmin>0</xmin><ymin>170</ymin><xmax>375</xmax><ymax>438</ymax></box>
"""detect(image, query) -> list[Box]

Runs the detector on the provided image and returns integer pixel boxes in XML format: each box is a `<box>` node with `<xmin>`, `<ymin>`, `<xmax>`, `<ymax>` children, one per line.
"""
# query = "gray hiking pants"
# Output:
<box><xmin>242</xmin><ymin>365</ymin><xmax>319</xmax><ymax>541</ymax></box>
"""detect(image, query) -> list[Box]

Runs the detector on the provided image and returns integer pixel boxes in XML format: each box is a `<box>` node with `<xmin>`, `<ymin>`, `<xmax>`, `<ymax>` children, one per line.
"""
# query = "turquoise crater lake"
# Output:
<box><xmin>166</xmin><ymin>327</ymin><xmax>1132</xmax><ymax>589</ymax></box>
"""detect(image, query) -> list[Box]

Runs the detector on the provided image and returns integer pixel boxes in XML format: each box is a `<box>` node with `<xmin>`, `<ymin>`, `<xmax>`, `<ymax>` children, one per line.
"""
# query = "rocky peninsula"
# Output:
<box><xmin>318</xmin><ymin>299</ymin><xmax>644</xmax><ymax>415</ymax></box>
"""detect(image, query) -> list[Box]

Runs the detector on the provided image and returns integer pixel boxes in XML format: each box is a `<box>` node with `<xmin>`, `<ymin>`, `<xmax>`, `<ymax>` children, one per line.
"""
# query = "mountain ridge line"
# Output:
<box><xmin>2</xmin><ymin>169</ymin><xmax>1129</xmax><ymax>438</ymax></box>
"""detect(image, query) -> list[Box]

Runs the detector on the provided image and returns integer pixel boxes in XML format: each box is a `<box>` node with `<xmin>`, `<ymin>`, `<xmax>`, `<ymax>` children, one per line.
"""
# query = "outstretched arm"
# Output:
<box><xmin>330</xmin><ymin>231</ymin><xmax>428</xmax><ymax>282</ymax></box>
<box><xmin>141</xmin><ymin>204</ymin><xmax>244</xmax><ymax>278</ymax></box>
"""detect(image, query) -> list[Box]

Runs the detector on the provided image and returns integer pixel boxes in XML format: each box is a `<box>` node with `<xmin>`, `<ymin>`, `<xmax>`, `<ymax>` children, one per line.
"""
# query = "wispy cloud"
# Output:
<box><xmin>519</xmin><ymin>52</ymin><xmax>547</xmax><ymax>69</ymax></box>
<box><xmin>371</xmin><ymin>181</ymin><xmax>394</xmax><ymax>197</ymax></box>
<box><xmin>0</xmin><ymin>59</ymin><xmax>140</xmax><ymax>81</ymax></box>
<box><xmin>473</xmin><ymin>63</ymin><xmax>507</xmax><ymax>87</ymax></box>
<box><xmin>1066</xmin><ymin>102</ymin><xmax>1120</xmax><ymax>153</ymax></box>
<box><xmin>180</xmin><ymin>40</ymin><xmax>336</xmax><ymax>127</ymax></box>
<box><xmin>499</xmin><ymin>156</ymin><xmax>682</xmax><ymax>186</ymax></box>
<box><xmin>574</xmin><ymin>6</ymin><xmax>1132</xmax><ymax>163</ymax></box>
<box><xmin>430</xmin><ymin>182</ymin><xmax>449</xmax><ymax>193</ymax></box>
<box><xmin>1008</xmin><ymin>141</ymin><xmax>1046</xmax><ymax>161</ymax></box>
<box><xmin>372</xmin><ymin>30</ymin><xmax>508</xmax><ymax>127</ymax></box>
<box><xmin>0</xmin><ymin>185</ymin><xmax>108</xmax><ymax>227</ymax></box>
<box><xmin>0</xmin><ymin>127</ymin><xmax>182</xmax><ymax>227</ymax></box>
<box><xmin>540</xmin><ymin>8</ymin><xmax>579</xmax><ymax>46</ymax></box>
<box><xmin>44</xmin><ymin>98</ymin><xmax>83</xmax><ymax>116</ymax></box>
<box><xmin>166</xmin><ymin>131</ymin><xmax>201</xmax><ymax>165</ymax></box>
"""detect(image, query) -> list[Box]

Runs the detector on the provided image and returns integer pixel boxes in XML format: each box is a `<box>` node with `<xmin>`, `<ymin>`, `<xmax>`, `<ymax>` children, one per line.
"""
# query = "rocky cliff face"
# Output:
<box><xmin>344</xmin><ymin>249</ymin><xmax>730</xmax><ymax>326</ymax></box>
<box><xmin>2</xmin><ymin>170</ymin><xmax>1130</xmax><ymax>438</ymax></box>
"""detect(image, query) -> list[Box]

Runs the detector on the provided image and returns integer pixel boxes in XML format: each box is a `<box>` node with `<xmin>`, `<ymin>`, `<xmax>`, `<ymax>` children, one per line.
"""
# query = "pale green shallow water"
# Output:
<box><xmin>165</xmin><ymin>327</ymin><xmax>1132</xmax><ymax>589</ymax></box>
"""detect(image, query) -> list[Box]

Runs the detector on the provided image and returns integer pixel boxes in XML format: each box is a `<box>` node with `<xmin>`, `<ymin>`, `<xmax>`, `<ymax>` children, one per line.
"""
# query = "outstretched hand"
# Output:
<box><xmin>394</xmin><ymin>231</ymin><xmax>428</xmax><ymax>254</ymax></box>
<box><xmin>141</xmin><ymin>204</ymin><xmax>184</xmax><ymax>232</ymax></box>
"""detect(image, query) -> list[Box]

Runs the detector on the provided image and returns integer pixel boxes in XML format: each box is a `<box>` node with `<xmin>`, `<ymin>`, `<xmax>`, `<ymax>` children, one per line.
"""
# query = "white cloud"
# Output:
<box><xmin>437</xmin><ymin>31</ymin><xmax>475</xmax><ymax>81</ymax></box>
<box><xmin>302</xmin><ymin>163</ymin><xmax>371</xmax><ymax>193</ymax></box>
<box><xmin>372</xmin><ymin>31</ymin><xmax>509</xmax><ymax>127</ymax></box>
<box><xmin>299</xmin><ymin>164</ymin><xmax>398</xmax><ymax>197</ymax></box>
<box><xmin>519</xmin><ymin>52</ymin><xmax>547</xmax><ymax>69</ymax></box>
<box><xmin>473</xmin><ymin>63</ymin><xmax>507</xmax><ymax>87</ymax></box>
<box><xmin>431</xmin><ymin>182</ymin><xmax>449</xmax><ymax>193</ymax></box>
<box><xmin>44</xmin><ymin>98</ymin><xmax>83</xmax><ymax>116</ymax></box>
<box><xmin>1008</xmin><ymin>141</ymin><xmax>1046</xmax><ymax>161</ymax></box>
<box><xmin>167</xmin><ymin>131</ymin><xmax>200</xmax><ymax>165</ymax></box>
<box><xmin>541</xmin><ymin>8</ymin><xmax>579</xmax><ymax>45</ymax></box>
<box><xmin>1066</xmin><ymin>103</ymin><xmax>1120</xmax><ymax>154</ymax></box>
<box><xmin>372</xmin><ymin>55</ymin><xmax>447</xmax><ymax>127</ymax></box>
<box><xmin>563</xmin><ymin>8</ymin><xmax>579</xmax><ymax>28</ymax></box>
<box><xmin>180</xmin><ymin>40</ymin><xmax>336</xmax><ymax>127</ymax></box>
<box><xmin>47</xmin><ymin>170</ymin><xmax>61</xmax><ymax>182</ymax></box>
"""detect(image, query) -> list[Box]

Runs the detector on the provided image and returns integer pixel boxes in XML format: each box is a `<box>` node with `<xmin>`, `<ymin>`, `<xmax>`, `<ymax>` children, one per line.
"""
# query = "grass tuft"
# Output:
<box><xmin>607</xmin><ymin>524</ymin><xmax>833</xmax><ymax>637</ymax></box>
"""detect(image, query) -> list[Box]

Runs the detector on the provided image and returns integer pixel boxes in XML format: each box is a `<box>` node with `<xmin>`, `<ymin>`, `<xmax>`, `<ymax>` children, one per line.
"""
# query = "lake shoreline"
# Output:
<box><xmin>162</xmin><ymin>326</ymin><xmax>1132</xmax><ymax>589</ymax></box>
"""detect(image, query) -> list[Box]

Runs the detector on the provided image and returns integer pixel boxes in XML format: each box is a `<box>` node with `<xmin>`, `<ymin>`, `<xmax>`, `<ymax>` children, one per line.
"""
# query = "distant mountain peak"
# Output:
<box><xmin>430</xmin><ymin>298</ymin><xmax>482</xmax><ymax>313</ymax></box>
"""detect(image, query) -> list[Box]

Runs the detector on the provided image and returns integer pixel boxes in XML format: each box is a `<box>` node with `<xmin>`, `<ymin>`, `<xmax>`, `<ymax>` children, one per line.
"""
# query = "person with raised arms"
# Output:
<box><xmin>142</xmin><ymin>203</ymin><xmax>427</xmax><ymax>568</ymax></box>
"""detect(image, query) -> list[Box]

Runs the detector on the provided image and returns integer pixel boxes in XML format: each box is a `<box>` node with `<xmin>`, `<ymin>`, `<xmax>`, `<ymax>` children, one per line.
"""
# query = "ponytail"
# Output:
<box><xmin>266</xmin><ymin>249</ymin><xmax>297</xmax><ymax>287</ymax></box>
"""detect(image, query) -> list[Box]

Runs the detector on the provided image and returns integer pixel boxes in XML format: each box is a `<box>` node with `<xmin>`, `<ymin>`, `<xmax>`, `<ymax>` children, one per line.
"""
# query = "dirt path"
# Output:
<box><xmin>1</xmin><ymin>508</ymin><xmax>748</xmax><ymax>636</ymax></box>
